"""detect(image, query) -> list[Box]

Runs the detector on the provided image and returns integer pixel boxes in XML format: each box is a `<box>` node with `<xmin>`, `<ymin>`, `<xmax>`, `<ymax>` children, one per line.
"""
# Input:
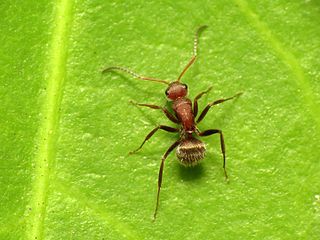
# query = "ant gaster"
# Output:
<box><xmin>102</xmin><ymin>25</ymin><xmax>242</xmax><ymax>220</ymax></box>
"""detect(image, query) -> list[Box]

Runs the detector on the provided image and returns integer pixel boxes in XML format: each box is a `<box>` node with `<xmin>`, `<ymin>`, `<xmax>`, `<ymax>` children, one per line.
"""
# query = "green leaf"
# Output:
<box><xmin>1</xmin><ymin>0</ymin><xmax>320</xmax><ymax>239</ymax></box>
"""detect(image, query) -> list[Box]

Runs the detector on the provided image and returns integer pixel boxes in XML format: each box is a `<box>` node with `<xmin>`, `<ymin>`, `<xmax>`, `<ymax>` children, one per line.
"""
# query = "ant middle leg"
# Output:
<box><xmin>196</xmin><ymin>92</ymin><xmax>242</xmax><ymax>124</ymax></box>
<box><xmin>130</xmin><ymin>101</ymin><xmax>180</xmax><ymax>124</ymax></box>
<box><xmin>129</xmin><ymin>125</ymin><xmax>179</xmax><ymax>154</ymax></box>
<box><xmin>193</xmin><ymin>86</ymin><xmax>213</xmax><ymax>117</ymax></box>
<box><xmin>154</xmin><ymin>140</ymin><xmax>180</xmax><ymax>220</ymax></box>
<box><xmin>198</xmin><ymin>129</ymin><xmax>228</xmax><ymax>180</ymax></box>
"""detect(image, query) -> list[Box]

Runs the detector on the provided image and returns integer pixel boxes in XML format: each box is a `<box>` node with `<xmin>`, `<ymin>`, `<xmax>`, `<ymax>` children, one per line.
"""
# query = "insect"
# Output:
<box><xmin>102</xmin><ymin>25</ymin><xmax>242</xmax><ymax>219</ymax></box>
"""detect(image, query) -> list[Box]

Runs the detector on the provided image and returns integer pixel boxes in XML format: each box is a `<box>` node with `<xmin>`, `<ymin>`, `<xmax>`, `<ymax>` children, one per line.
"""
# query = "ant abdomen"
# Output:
<box><xmin>176</xmin><ymin>137</ymin><xmax>206</xmax><ymax>166</ymax></box>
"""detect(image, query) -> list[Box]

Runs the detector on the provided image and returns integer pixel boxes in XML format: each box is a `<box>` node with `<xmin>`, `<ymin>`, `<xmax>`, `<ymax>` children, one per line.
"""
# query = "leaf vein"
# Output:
<box><xmin>234</xmin><ymin>0</ymin><xmax>320</xmax><ymax>131</ymax></box>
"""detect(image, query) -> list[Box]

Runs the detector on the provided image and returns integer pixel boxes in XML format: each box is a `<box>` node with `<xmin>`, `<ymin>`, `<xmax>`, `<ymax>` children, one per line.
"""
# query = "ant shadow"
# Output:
<box><xmin>176</xmin><ymin>162</ymin><xmax>206</xmax><ymax>181</ymax></box>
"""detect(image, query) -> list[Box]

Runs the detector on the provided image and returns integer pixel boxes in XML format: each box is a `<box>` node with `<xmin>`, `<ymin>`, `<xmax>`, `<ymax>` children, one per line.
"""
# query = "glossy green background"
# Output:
<box><xmin>1</xmin><ymin>1</ymin><xmax>320</xmax><ymax>239</ymax></box>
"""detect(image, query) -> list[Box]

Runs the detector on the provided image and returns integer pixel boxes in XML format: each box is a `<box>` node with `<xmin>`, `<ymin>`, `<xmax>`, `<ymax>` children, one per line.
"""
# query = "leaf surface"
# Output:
<box><xmin>1</xmin><ymin>1</ymin><xmax>320</xmax><ymax>239</ymax></box>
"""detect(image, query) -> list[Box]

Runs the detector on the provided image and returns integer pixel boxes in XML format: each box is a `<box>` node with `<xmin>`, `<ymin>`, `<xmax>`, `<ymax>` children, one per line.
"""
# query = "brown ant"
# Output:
<box><xmin>102</xmin><ymin>25</ymin><xmax>242</xmax><ymax>220</ymax></box>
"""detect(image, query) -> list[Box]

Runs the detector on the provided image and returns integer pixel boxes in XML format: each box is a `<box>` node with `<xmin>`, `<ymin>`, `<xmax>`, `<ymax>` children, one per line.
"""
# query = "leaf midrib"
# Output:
<box><xmin>26</xmin><ymin>0</ymin><xmax>74</xmax><ymax>239</ymax></box>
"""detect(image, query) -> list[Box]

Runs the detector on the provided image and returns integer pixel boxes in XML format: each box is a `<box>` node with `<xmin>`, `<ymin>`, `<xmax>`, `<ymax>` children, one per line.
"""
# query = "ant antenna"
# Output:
<box><xmin>102</xmin><ymin>66</ymin><xmax>170</xmax><ymax>85</ymax></box>
<box><xmin>177</xmin><ymin>25</ymin><xmax>208</xmax><ymax>82</ymax></box>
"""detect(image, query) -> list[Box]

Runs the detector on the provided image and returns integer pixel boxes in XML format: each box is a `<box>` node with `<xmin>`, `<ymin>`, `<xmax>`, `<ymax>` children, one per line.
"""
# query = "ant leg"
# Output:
<box><xmin>102</xmin><ymin>66</ymin><xmax>170</xmax><ymax>86</ymax></box>
<box><xmin>177</xmin><ymin>25</ymin><xmax>207</xmax><ymax>82</ymax></box>
<box><xmin>130</xmin><ymin>101</ymin><xmax>180</xmax><ymax>124</ymax></box>
<box><xmin>129</xmin><ymin>125</ymin><xmax>179</xmax><ymax>154</ymax></box>
<box><xmin>193</xmin><ymin>86</ymin><xmax>213</xmax><ymax>117</ymax></box>
<box><xmin>196</xmin><ymin>92</ymin><xmax>242</xmax><ymax>124</ymax></box>
<box><xmin>154</xmin><ymin>140</ymin><xmax>180</xmax><ymax>220</ymax></box>
<box><xmin>198</xmin><ymin>129</ymin><xmax>228</xmax><ymax>180</ymax></box>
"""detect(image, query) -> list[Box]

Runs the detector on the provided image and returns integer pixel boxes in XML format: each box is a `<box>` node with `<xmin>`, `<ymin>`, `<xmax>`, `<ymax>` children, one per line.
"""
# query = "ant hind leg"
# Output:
<box><xmin>153</xmin><ymin>140</ymin><xmax>180</xmax><ymax>220</ymax></box>
<box><xmin>198</xmin><ymin>129</ymin><xmax>228</xmax><ymax>181</ymax></box>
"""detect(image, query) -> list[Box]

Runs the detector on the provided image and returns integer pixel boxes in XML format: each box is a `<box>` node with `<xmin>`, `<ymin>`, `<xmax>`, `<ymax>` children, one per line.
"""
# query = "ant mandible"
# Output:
<box><xmin>102</xmin><ymin>25</ymin><xmax>242</xmax><ymax>220</ymax></box>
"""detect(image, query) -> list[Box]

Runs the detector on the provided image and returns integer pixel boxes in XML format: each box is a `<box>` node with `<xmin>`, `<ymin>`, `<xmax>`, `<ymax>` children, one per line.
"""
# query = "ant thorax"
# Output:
<box><xmin>172</xmin><ymin>97</ymin><xmax>195</xmax><ymax>133</ymax></box>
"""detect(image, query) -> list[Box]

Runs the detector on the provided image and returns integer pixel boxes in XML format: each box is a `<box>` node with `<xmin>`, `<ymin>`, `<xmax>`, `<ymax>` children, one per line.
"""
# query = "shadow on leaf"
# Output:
<box><xmin>177</xmin><ymin>163</ymin><xmax>205</xmax><ymax>181</ymax></box>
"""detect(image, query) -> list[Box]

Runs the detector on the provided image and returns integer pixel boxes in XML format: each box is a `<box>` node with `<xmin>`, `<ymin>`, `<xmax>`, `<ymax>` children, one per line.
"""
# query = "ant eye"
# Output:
<box><xmin>165</xmin><ymin>89</ymin><xmax>169</xmax><ymax>96</ymax></box>
<box><xmin>182</xmin><ymin>84</ymin><xmax>188</xmax><ymax>89</ymax></box>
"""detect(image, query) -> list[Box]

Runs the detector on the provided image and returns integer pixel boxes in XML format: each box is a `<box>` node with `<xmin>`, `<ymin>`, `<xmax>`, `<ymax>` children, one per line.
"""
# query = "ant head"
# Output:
<box><xmin>165</xmin><ymin>81</ymin><xmax>188</xmax><ymax>101</ymax></box>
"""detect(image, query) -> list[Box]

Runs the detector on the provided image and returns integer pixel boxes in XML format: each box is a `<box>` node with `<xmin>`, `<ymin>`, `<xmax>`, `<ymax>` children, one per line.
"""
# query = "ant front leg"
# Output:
<box><xmin>130</xmin><ymin>101</ymin><xmax>180</xmax><ymax>124</ymax></box>
<box><xmin>193</xmin><ymin>86</ymin><xmax>213</xmax><ymax>117</ymax></box>
<box><xmin>196</xmin><ymin>92</ymin><xmax>242</xmax><ymax>123</ymax></box>
<box><xmin>198</xmin><ymin>129</ymin><xmax>228</xmax><ymax>180</ymax></box>
<box><xmin>129</xmin><ymin>125</ymin><xmax>179</xmax><ymax>154</ymax></box>
<box><xmin>154</xmin><ymin>140</ymin><xmax>180</xmax><ymax>220</ymax></box>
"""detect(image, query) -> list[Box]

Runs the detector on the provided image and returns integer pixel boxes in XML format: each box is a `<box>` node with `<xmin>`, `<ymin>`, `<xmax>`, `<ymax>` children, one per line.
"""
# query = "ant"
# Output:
<box><xmin>102</xmin><ymin>25</ymin><xmax>242</xmax><ymax>220</ymax></box>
